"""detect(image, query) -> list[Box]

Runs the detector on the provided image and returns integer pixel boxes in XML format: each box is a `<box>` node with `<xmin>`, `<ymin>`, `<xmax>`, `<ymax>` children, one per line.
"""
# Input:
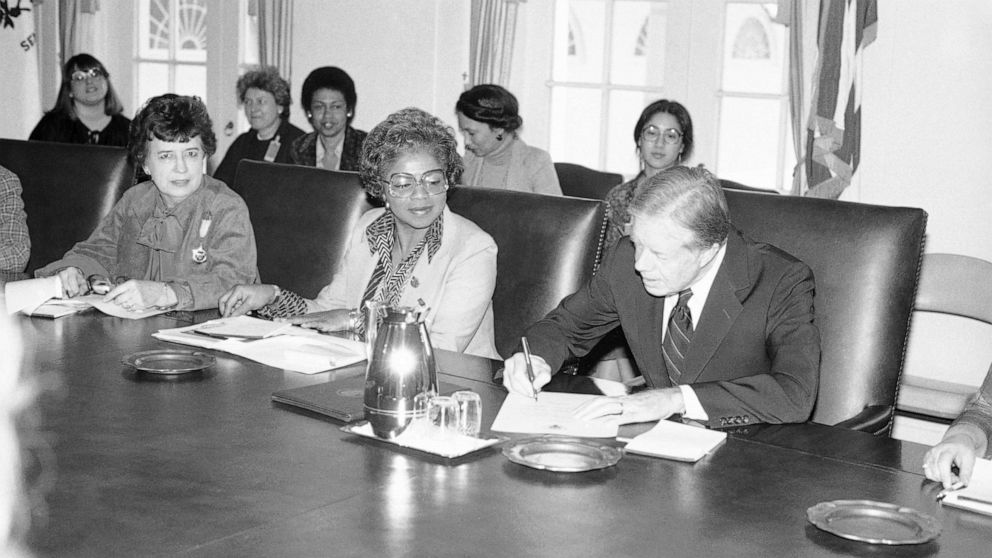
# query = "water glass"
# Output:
<box><xmin>452</xmin><ymin>390</ymin><xmax>482</xmax><ymax>437</ymax></box>
<box><xmin>427</xmin><ymin>395</ymin><xmax>459</xmax><ymax>439</ymax></box>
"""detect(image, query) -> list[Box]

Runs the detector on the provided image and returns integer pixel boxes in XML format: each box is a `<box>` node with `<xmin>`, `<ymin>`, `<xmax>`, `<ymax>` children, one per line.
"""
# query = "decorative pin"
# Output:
<box><xmin>192</xmin><ymin>211</ymin><xmax>213</xmax><ymax>264</ymax></box>
<box><xmin>191</xmin><ymin>245</ymin><xmax>207</xmax><ymax>263</ymax></box>
<box><xmin>410</xmin><ymin>276</ymin><xmax>419</xmax><ymax>288</ymax></box>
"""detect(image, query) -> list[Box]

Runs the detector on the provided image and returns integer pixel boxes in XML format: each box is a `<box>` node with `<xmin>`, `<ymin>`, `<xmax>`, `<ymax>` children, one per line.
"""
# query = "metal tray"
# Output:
<box><xmin>122</xmin><ymin>349</ymin><xmax>215</xmax><ymax>375</ymax></box>
<box><xmin>503</xmin><ymin>435</ymin><xmax>623</xmax><ymax>472</ymax></box>
<box><xmin>806</xmin><ymin>500</ymin><xmax>940</xmax><ymax>545</ymax></box>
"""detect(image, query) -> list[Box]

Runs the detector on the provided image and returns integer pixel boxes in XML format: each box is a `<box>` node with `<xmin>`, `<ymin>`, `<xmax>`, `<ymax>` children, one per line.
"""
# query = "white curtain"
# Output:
<box><xmin>256</xmin><ymin>0</ymin><xmax>293</xmax><ymax>85</ymax></box>
<box><xmin>468</xmin><ymin>0</ymin><xmax>523</xmax><ymax>87</ymax></box>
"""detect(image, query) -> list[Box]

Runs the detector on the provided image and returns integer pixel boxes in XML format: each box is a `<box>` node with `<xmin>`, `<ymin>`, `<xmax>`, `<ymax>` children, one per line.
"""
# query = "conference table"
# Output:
<box><xmin>13</xmin><ymin>309</ymin><xmax>992</xmax><ymax>557</ymax></box>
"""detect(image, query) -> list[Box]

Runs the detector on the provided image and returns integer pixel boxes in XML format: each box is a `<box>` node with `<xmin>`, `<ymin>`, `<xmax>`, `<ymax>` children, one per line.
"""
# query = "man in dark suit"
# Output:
<box><xmin>503</xmin><ymin>166</ymin><xmax>820</xmax><ymax>428</ymax></box>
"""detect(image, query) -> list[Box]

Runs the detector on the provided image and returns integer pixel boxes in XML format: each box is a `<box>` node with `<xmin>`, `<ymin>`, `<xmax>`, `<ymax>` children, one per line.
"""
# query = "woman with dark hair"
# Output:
<box><xmin>221</xmin><ymin>107</ymin><xmax>499</xmax><ymax>359</ymax></box>
<box><xmin>35</xmin><ymin>95</ymin><xmax>259</xmax><ymax>311</ymax></box>
<box><xmin>29</xmin><ymin>53</ymin><xmax>130</xmax><ymax>147</ymax></box>
<box><xmin>213</xmin><ymin>66</ymin><xmax>305</xmax><ymax>191</ymax></box>
<box><xmin>455</xmin><ymin>84</ymin><xmax>560</xmax><ymax>195</ymax></box>
<box><xmin>289</xmin><ymin>66</ymin><xmax>367</xmax><ymax>171</ymax></box>
<box><xmin>603</xmin><ymin>99</ymin><xmax>694</xmax><ymax>247</ymax></box>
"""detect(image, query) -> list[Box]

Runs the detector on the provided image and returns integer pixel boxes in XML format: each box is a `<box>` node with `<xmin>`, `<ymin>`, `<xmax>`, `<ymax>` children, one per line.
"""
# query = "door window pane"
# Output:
<box><xmin>175</xmin><ymin>0</ymin><xmax>208</xmax><ymax>63</ymax></box>
<box><xmin>175</xmin><ymin>64</ymin><xmax>207</xmax><ymax>99</ymax></box>
<box><xmin>721</xmin><ymin>2</ymin><xmax>784</xmax><ymax>94</ymax></box>
<box><xmin>549</xmin><ymin>87</ymin><xmax>603</xmax><ymax>166</ymax></box>
<box><xmin>716</xmin><ymin>96</ymin><xmax>783</xmax><ymax>189</ymax></box>
<box><xmin>606</xmin><ymin>89</ymin><xmax>656</xmax><ymax>173</ymax></box>
<box><xmin>137</xmin><ymin>62</ymin><xmax>169</xmax><ymax>107</ymax></box>
<box><xmin>553</xmin><ymin>0</ymin><xmax>606</xmax><ymax>83</ymax></box>
<box><xmin>610</xmin><ymin>1</ymin><xmax>667</xmax><ymax>88</ymax></box>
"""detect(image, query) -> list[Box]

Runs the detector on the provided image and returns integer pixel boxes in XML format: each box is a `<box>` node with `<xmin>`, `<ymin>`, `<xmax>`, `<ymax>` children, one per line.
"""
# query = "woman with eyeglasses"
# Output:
<box><xmin>220</xmin><ymin>107</ymin><xmax>499</xmax><ymax>359</ymax></box>
<box><xmin>29</xmin><ymin>53</ymin><xmax>131</xmax><ymax>147</ymax></box>
<box><xmin>604</xmin><ymin>99</ymin><xmax>694</xmax><ymax>247</ymax></box>
<box><xmin>35</xmin><ymin>95</ymin><xmax>260</xmax><ymax>311</ymax></box>
<box><xmin>289</xmin><ymin>66</ymin><xmax>367</xmax><ymax>171</ymax></box>
<box><xmin>456</xmin><ymin>84</ymin><xmax>561</xmax><ymax>196</ymax></box>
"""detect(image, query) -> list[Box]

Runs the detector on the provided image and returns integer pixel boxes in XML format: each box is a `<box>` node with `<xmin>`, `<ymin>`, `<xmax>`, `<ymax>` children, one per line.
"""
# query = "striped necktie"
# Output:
<box><xmin>662</xmin><ymin>289</ymin><xmax>693</xmax><ymax>385</ymax></box>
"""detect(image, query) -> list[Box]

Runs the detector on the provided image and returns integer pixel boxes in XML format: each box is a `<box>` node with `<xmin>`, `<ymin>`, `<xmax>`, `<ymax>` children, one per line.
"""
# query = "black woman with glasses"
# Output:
<box><xmin>29</xmin><ymin>53</ymin><xmax>131</xmax><ymax>147</ymax></box>
<box><xmin>220</xmin><ymin>107</ymin><xmax>499</xmax><ymax>359</ymax></box>
<box><xmin>604</xmin><ymin>99</ymin><xmax>694</xmax><ymax>248</ymax></box>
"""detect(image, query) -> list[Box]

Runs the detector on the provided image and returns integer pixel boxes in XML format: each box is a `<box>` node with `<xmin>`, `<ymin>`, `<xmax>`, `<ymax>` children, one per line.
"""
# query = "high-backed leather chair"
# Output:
<box><xmin>0</xmin><ymin>139</ymin><xmax>134</xmax><ymax>274</ymax></box>
<box><xmin>236</xmin><ymin>160</ymin><xmax>373</xmax><ymax>298</ymax></box>
<box><xmin>554</xmin><ymin>162</ymin><xmax>623</xmax><ymax>200</ymax></box>
<box><xmin>724</xmin><ymin>190</ymin><xmax>927</xmax><ymax>434</ymax></box>
<box><xmin>719</xmin><ymin>178</ymin><xmax>779</xmax><ymax>195</ymax></box>
<box><xmin>447</xmin><ymin>186</ymin><xmax>607</xmax><ymax>358</ymax></box>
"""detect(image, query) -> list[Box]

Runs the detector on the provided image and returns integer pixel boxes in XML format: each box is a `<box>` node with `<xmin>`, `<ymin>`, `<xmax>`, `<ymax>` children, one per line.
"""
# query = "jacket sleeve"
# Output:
<box><xmin>34</xmin><ymin>195</ymin><xmax>129</xmax><ymax>279</ymax></box>
<box><xmin>0</xmin><ymin>170</ymin><xmax>30</xmax><ymax>272</ymax></box>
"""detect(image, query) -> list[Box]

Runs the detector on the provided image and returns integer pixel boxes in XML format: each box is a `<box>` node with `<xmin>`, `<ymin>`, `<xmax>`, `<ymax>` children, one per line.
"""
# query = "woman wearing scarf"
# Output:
<box><xmin>220</xmin><ymin>107</ymin><xmax>498</xmax><ymax>359</ymax></box>
<box><xmin>36</xmin><ymin>95</ymin><xmax>259</xmax><ymax>311</ymax></box>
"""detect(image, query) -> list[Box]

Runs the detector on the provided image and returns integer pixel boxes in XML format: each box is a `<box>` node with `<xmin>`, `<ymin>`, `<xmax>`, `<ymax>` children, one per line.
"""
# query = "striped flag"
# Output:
<box><xmin>0</xmin><ymin>0</ymin><xmax>42</xmax><ymax>139</ymax></box>
<box><xmin>804</xmin><ymin>0</ymin><xmax>878</xmax><ymax>198</ymax></box>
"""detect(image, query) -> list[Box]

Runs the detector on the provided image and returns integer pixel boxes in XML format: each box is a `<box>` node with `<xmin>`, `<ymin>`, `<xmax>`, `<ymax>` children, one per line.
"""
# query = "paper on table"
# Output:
<box><xmin>491</xmin><ymin>392</ymin><xmax>619</xmax><ymax>438</ymax></box>
<box><xmin>5</xmin><ymin>276</ymin><xmax>63</xmax><ymax>314</ymax></box>
<box><xmin>193</xmin><ymin>316</ymin><xmax>295</xmax><ymax>339</ymax></box>
<box><xmin>621</xmin><ymin>419</ymin><xmax>727</xmax><ymax>462</ymax></box>
<box><xmin>89</xmin><ymin>298</ymin><xmax>170</xmax><ymax>320</ymax></box>
<box><xmin>343</xmin><ymin>421</ymin><xmax>501</xmax><ymax>459</ymax></box>
<box><xmin>942</xmin><ymin>457</ymin><xmax>992</xmax><ymax>516</ymax></box>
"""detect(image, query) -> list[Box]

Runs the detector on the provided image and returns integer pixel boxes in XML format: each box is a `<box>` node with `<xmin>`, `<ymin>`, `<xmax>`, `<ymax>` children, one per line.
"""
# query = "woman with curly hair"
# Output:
<box><xmin>36</xmin><ymin>94</ymin><xmax>259</xmax><ymax>311</ymax></box>
<box><xmin>456</xmin><ymin>84</ymin><xmax>560</xmax><ymax>195</ymax></box>
<box><xmin>289</xmin><ymin>66</ymin><xmax>367</xmax><ymax>171</ymax></box>
<box><xmin>29</xmin><ymin>53</ymin><xmax>130</xmax><ymax>147</ymax></box>
<box><xmin>213</xmin><ymin>66</ymin><xmax>305</xmax><ymax>191</ymax></box>
<box><xmin>220</xmin><ymin>107</ymin><xmax>498</xmax><ymax>358</ymax></box>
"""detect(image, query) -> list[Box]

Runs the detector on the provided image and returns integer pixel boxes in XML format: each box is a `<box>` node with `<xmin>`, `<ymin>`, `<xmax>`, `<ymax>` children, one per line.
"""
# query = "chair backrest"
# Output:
<box><xmin>719</xmin><ymin>178</ymin><xmax>779</xmax><ymax>195</ymax></box>
<box><xmin>723</xmin><ymin>189</ymin><xmax>927</xmax><ymax>434</ymax></box>
<box><xmin>0</xmin><ymin>139</ymin><xmax>134</xmax><ymax>274</ymax></box>
<box><xmin>447</xmin><ymin>186</ymin><xmax>607</xmax><ymax>358</ymax></box>
<box><xmin>914</xmin><ymin>253</ymin><xmax>992</xmax><ymax>323</ymax></box>
<box><xmin>554</xmin><ymin>162</ymin><xmax>623</xmax><ymax>200</ymax></box>
<box><xmin>236</xmin><ymin>160</ymin><xmax>373</xmax><ymax>298</ymax></box>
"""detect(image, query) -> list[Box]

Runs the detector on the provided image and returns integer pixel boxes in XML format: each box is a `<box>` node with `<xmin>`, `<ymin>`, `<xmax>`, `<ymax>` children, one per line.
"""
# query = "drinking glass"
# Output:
<box><xmin>452</xmin><ymin>390</ymin><xmax>482</xmax><ymax>437</ymax></box>
<box><xmin>427</xmin><ymin>395</ymin><xmax>459</xmax><ymax>439</ymax></box>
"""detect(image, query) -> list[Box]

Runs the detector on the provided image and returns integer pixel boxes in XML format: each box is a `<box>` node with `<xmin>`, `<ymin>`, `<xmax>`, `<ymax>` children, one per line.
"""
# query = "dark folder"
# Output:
<box><xmin>272</xmin><ymin>375</ymin><xmax>463</xmax><ymax>423</ymax></box>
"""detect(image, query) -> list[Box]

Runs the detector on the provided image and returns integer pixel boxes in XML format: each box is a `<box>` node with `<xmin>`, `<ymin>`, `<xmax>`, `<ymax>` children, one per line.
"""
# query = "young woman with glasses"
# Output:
<box><xmin>220</xmin><ymin>108</ymin><xmax>499</xmax><ymax>359</ymax></box>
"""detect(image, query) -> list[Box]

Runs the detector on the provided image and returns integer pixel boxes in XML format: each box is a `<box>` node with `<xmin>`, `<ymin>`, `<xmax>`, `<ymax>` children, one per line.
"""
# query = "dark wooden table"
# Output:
<box><xmin>15</xmin><ymin>311</ymin><xmax>992</xmax><ymax>558</ymax></box>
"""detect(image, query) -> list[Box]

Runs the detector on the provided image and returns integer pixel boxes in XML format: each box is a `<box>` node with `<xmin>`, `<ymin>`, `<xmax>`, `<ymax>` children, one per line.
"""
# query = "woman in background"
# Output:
<box><xmin>30</xmin><ymin>53</ymin><xmax>130</xmax><ymax>147</ymax></box>
<box><xmin>289</xmin><ymin>66</ymin><xmax>367</xmax><ymax>171</ymax></box>
<box><xmin>924</xmin><ymin>364</ymin><xmax>992</xmax><ymax>488</ymax></box>
<box><xmin>456</xmin><ymin>84</ymin><xmax>561</xmax><ymax>196</ymax></box>
<box><xmin>36</xmin><ymin>94</ymin><xmax>259</xmax><ymax>311</ymax></box>
<box><xmin>213</xmin><ymin>66</ymin><xmax>305</xmax><ymax>191</ymax></box>
<box><xmin>603</xmin><ymin>99</ymin><xmax>694</xmax><ymax>247</ymax></box>
<box><xmin>220</xmin><ymin>107</ymin><xmax>499</xmax><ymax>359</ymax></box>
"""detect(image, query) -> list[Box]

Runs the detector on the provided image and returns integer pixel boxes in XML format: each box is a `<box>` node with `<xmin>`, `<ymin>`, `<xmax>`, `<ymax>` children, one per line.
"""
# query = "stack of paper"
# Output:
<box><xmin>491</xmin><ymin>392</ymin><xmax>619</xmax><ymax>438</ymax></box>
<box><xmin>621</xmin><ymin>419</ymin><xmax>727</xmax><ymax>462</ymax></box>
<box><xmin>942</xmin><ymin>457</ymin><xmax>992</xmax><ymax>516</ymax></box>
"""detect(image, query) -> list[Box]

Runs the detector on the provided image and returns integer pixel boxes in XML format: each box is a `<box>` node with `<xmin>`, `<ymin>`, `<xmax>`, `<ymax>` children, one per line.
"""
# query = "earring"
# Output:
<box><xmin>306</xmin><ymin>112</ymin><xmax>312</xmax><ymax>119</ymax></box>
<box><xmin>384</xmin><ymin>201</ymin><xmax>391</xmax><ymax>211</ymax></box>
<box><xmin>496</xmin><ymin>133</ymin><xmax>504</xmax><ymax>141</ymax></box>
<box><xmin>347</xmin><ymin>112</ymin><xmax>352</xmax><ymax>118</ymax></box>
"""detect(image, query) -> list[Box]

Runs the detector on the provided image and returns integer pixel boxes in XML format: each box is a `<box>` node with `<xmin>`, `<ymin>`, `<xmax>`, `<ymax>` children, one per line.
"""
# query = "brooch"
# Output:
<box><xmin>410</xmin><ymin>276</ymin><xmax>419</xmax><ymax>288</ymax></box>
<box><xmin>192</xmin><ymin>211</ymin><xmax>213</xmax><ymax>264</ymax></box>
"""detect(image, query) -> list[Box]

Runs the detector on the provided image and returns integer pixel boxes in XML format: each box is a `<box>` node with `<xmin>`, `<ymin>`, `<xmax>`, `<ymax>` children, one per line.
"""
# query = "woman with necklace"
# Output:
<box><xmin>289</xmin><ymin>66</ymin><xmax>367</xmax><ymax>172</ymax></box>
<box><xmin>29</xmin><ymin>53</ymin><xmax>130</xmax><ymax>147</ymax></box>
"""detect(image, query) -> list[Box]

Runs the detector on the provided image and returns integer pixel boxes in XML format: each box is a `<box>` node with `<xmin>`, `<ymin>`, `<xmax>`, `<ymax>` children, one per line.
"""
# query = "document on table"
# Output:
<box><xmin>491</xmin><ymin>392</ymin><xmax>619</xmax><ymax>438</ymax></box>
<box><xmin>620</xmin><ymin>419</ymin><xmax>727</xmax><ymax>462</ymax></box>
<box><xmin>942</xmin><ymin>457</ymin><xmax>992</xmax><ymax>516</ymax></box>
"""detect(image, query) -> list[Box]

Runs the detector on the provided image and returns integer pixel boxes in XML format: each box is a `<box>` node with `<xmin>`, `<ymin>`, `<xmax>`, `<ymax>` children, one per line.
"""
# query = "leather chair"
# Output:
<box><xmin>447</xmin><ymin>186</ymin><xmax>607</xmax><ymax>358</ymax></box>
<box><xmin>0</xmin><ymin>138</ymin><xmax>134</xmax><ymax>274</ymax></box>
<box><xmin>554</xmin><ymin>162</ymin><xmax>623</xmax><ymax>200</ymax></box>
<box><xmin>724</xmin><ymin>190</ymin><xmax>927</xmax><ymax>435</ymax></box>
<box><xmin>719</xmin><ymin>178</ymin><xmax>779</xmax><ymax>195</ymax></box>
<box><xmin>236</xmin><ymin>160</ymin><xmax>373</xmax><ymax>298</ymax></box>
<box><xmin>896</xmin><ymin>253</ymin><xmax>992</xmax><ymax>422</ymax></box>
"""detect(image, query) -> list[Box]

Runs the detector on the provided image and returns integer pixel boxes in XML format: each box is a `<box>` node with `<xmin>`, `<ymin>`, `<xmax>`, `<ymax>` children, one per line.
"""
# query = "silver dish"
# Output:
<box><xmin>502</xmin><ymin>435</ymin><xmax>623</xmax><ymax>472</ymax></box>
<box><xmin>806</xmin><ymin>500</ymin><xmax>940</xmax><ymax>545</ymax></box>
<box><xmin>122</xmin><ymin>349</ymin><xmax>215</xmax><ymax>375</ymax></box>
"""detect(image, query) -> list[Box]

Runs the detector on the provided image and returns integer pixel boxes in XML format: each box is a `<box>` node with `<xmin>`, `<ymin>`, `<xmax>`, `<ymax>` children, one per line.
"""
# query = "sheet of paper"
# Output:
<box><xmin>193</xmin><ymin>316</ymin><xmax>295</xmax><ymax>339</ymax></box>
<box><xmin>943</xmin><ymin>457</ymin><xmax>992</xmax><ymax>516</ymax></box>
<box><xmin>621</xmin><ymin>419</ymin><xmax>727</xmax><ymax>462</ymax></box>
<box><xmin>491</xmin><ymin>392</ymin><xmax>619</xmax><ymax>438</ymax></box>
<box><xmin>5</xmin><ymin>276</ymin><xmax>63</xmax><ymax>314</ymax></box>
<box><xmin>88</xmin><ymin>298</ymin><xmax>171</xmax><ymax>320</ymax></box>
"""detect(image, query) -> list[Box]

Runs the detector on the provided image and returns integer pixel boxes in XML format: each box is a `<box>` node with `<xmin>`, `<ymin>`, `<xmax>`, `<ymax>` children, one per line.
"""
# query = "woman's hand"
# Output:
<box><xmin>104</xmin><ymin>280</ymin><xmax>175</xmax><ymax>310</ymax></box>
<box><xmin>923</xmin><ymin>432</ymin><xmax>981</xmax><ymax>488</ymax></box>
<box><xmin>277</xmin><ymin>309</ymin><xmax>351</xmax><ymax>332</ymax></box>
<box><xmin>55</xmin><ymin>267</ymin><xmax>87</xmax><ymax>297</ymax></box>
<box><xmin>218</xmin><ymin>284</ymin><xmax>278</xmax><ymax>317</ymax></box>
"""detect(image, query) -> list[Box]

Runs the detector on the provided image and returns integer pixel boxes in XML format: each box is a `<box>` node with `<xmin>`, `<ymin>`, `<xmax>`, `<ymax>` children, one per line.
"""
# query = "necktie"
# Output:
<box><xmin>662</xmin><ymin>289</ymin><xmax>693</xmax><ymax>385</ymax></box>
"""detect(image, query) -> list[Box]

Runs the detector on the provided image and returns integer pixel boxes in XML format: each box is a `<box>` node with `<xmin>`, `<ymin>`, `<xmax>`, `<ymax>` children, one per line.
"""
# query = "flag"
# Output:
<box><xmin>0</xmin><ymin>0</ymin><xmax>42</xmax><ymax>139</ymax></box>
<box><xmin>804</xmin><ymin>0</ymin><xmax>877</xmax><ymax>198</ymax></box>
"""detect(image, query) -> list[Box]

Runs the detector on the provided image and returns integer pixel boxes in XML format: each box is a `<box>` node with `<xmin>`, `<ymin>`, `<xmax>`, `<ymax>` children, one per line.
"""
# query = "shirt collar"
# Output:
<box><xmin>365</xmin><ymin>210</ymin><xmax>445</xmax><ymax>263</ymax></box>
<box><xmin>664</xmin><ymin>242</ymin><xmax>727</xmax><ymax>328</ymax></box>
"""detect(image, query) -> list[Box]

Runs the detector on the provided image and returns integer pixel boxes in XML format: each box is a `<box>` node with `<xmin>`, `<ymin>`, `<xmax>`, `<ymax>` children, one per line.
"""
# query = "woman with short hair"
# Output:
<box><xmin>289</xmin><ymin>66</ymin><xmax>367</xmax><ymax>171</ymax></box>
<box><xmin>221</xmin><ymin>107</ymin><xmax>499</xmax><ymax>359</ymax></box>
<box><xmin>30</xmin><ymin>53</ymin><xmax>130</xmax><ymax>147</ymax></box>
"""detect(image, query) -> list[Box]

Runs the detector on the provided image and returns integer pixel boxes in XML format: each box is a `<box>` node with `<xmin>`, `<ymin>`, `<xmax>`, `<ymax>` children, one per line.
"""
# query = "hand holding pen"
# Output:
<box><xmin>502</xmin><ymin>339</ymin><xmax>552</xmax><ymax>399</ymax></box>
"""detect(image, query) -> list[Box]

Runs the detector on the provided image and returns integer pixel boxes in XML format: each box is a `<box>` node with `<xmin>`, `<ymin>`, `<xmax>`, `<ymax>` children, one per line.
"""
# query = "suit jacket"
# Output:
<box><xmin>289</xmin><ymin>127</ymin><xmax>367</xmax><ymax>171</ymax></box>
<box><xmin>526</xmin><ymin>228</ymin><xmax>821</xmax><ymax>428</ymax></box>
<box><xmin>310</xmin><ymin>206</ymin><xmax>499</xmax><ymax>360</ymax></box>
<box><xmin>213</xmin><ymin>119</ymin><xmax>306</xmax><ymax>192</ymax></box>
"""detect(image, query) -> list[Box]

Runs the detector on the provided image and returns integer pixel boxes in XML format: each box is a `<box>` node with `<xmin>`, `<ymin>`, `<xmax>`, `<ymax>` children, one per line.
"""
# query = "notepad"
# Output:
<box><xmin>491</xmin><ymin>392</ymin><xmax>619</xmax><ymax>438</ymax></box>
<box><xmin>621</xmin><ymin>419</ymin><xmax>727</xmax><ymax>462</ymax></box>
<box><xmin>941</xmin><ymin>457</ymin><xmax>992</xmax><ymax>516</ymax></box>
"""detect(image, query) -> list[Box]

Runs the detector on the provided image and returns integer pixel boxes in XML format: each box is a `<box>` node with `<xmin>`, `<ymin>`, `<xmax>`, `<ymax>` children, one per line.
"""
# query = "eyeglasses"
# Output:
<box><xmin>383</xmin><ymin>169</ymin><xmax>448</xmax><ymax>198</ymax></box>
<box><xmin>641</xmin><ymin>125</ymin><xmax>683</xmax><ymax>145</ymax></box>
<box><xmin>70</xmin><ymin>68</ymin><xmax>107</xmax><ymax>82</ymax></box>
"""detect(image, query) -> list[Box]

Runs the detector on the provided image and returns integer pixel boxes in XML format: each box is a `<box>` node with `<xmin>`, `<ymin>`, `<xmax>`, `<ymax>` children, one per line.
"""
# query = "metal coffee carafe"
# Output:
<box><xmin>364</xmin><ymin>306</ymin><xmax>439</xmax><ymax>439</ymax></box>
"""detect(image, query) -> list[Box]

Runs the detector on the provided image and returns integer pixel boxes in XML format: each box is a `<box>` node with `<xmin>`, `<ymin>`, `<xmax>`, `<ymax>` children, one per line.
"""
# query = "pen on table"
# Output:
<box><xmin>936</xmin><ymin>481</ymin><xmax>966</xmax><ymax>501</ymax></box>
<box><xmin>520</xmin><ymin>336</ymin><xmax>539</xmax><ymax>402</ymax></box>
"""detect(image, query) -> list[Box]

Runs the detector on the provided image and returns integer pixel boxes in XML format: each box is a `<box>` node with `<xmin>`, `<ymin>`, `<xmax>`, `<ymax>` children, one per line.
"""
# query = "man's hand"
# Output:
<box><xmin>502</xmin><ymin>352</ymin><xmax>552</xmax><ymax>398</ymax></box>
<box><xmin>924</xmin><ymin>432</ymin><xmax>980</xmax><ymax>488</ymax></box>
<box><xmin>55</xmin><ymin>267</ymin><xmax>87</xmax><ymax>297</ymax></box>
<box><xmin>219</xmin><ymin>284</ymin><xmax>277</xmax><ymax>317</ymax></box>
<box><xmin>104</xmin><ymin>280</ymin><xmax>175</xmax><ymax>310</ymax></box>
<box><xmin>573</xmin><ymin>388</ymin><xmax>686</xmax><ymax>425</ymax></box>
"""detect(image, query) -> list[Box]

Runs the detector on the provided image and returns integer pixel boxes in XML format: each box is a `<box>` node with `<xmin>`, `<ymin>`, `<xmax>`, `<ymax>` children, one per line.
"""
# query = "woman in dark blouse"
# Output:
<box><xmin>29</xmin><ymin>53</ymin><xmax>130</xmax><ymax>147</ymax></box>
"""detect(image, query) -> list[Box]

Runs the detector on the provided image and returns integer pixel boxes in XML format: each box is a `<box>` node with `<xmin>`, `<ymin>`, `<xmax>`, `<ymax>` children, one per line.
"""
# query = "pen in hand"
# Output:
<box><xmin>520</xmin><ymin>336</ymin><xmax>539</xmax><ymax>402</ymax></box>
